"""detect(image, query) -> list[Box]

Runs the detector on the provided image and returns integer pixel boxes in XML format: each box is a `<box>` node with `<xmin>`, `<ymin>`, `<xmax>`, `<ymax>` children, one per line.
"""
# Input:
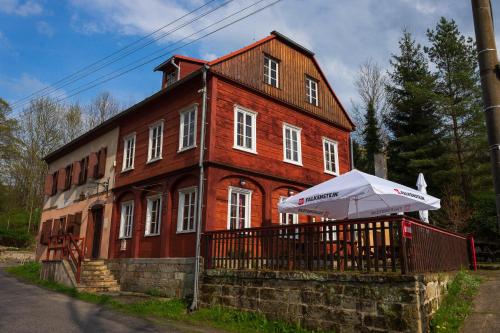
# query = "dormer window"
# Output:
<box><xmin>306</xmin><ymin>76</ymin><xmax>319</xmax><ymax>106</ymax></box>
<box><xmin>264</xmin><ymin>55</ymin><xmax>279</xmax><ymax>87</ymax></box>
<box><xmin>165</xmin><ymin>70</ymin><xmax>177</xmax><ymax>86</ymax></box>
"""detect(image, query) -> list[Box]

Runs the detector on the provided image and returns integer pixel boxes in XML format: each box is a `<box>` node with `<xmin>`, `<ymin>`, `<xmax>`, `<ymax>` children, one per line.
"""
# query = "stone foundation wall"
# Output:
<box><xmin>40</xmin><ymin>260</ymin><xmax>77</xmax><ymax>287</ymax></box>
<box><xmin>0</xmin><ymin>248</ymin><xmax>35</xmax><ymax>263</ymax></box>
<box><xmin>106</xmin><ymin>258</ymin><xmax>197</xmax><ymax>299</ymax></box>
<box><xmin>200</xmin><ymin>270</ymin><xmax>453</xmax><ymax>333</ymax></box>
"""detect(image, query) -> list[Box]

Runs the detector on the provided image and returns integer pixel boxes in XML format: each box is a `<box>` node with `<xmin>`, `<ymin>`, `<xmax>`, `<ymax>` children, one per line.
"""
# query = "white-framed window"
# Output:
<box><xmin>279</xmin><ymin>196</ymin><xmax>299</xmax><ymax>238</ymax></box>
<box><xmin>179</xmin><ymin>106</ymin><xmax>197</xmax><ymax>151</ymax></box>
<box><xmin>145</xmin><ymin>195</ymin><xmax>162</xmax><ymax>236</ymax></box>
<box><xmin>283</xmin><ymin>123</ymin><xmax>302</xmax><ymax>165</ymax></box>
<box><xmin>147</xmin><ymin>121</ymin><xmax>164</xmax><ymax>162</ymax></box>
<box><xmin>119</xmin><ymin>201</ymin><xmax>134</xmax><ymax>239</ymax></box>
<box><xmin>323</xmin><ymin>137</ymin><xmax>339</xmax><ymax>175</ymax></box>
<box><xmin>233</xmin><ymin>105</ymin><xmax>257</xmax><ymax>154</ymax></box>
<box><xmin>306</xmin><ymin>76</ymin><xmax>319</xmax><ymax>106</ymax></box>
<box><xmin>264</xmin><ymin>55</ymin><xmax>279</xmax><ymax>87</ymax></box>
<box><xmin>166</xmin><ymin>71</ymin><xmax>177</xmax><ymax>86</ymax></box>
<box><xmin>122</xmin><ymin>133</ymin><xmax>136</xmax><ymax>172</ymax></box>
<box><xmin>227</xmin><ymin>187</ymin><xmax>252</xmax><ymax>230</ymax></box>
<box><xmin>177</xmin><ymin>187</ymin><xmax>197</xmax><ymax>233</ymax></box>
<box><xmin>313</xmin><ymin>217</ymin><xmax>338</xmax><ymax>241</ymax></box>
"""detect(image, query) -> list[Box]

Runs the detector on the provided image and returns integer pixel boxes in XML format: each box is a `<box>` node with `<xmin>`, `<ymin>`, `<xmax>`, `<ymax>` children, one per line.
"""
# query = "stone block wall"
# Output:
<box><xmin>106</xmin><ymin>258</ymin><xmax>197</xmax><ymax>299</ymax></box>
<box><xmin>0</xmin><ymin>248</ymin><xmax>35</xmax><ymax>263</ymax></box>
<box><xmin>200</xmin><ymin>270</ymin><xmax>453</xmax><ymax>333</ymax></box>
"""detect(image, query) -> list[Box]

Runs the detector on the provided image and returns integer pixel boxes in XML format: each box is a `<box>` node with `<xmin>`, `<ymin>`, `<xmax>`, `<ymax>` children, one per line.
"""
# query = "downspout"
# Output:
<box><xmin>171</xmin><ymin>58</ymin><xmax>181</xmax><ymax>81</ymax></box>
<box><xmin>190</xmin><ymin>65</ymin><xmax>208</xmax><ymax>311</ymax></box>
<box><xmin>350</xmin><ymin>134</ymin><xmax>355</xmax><ymax>170</ymax></box>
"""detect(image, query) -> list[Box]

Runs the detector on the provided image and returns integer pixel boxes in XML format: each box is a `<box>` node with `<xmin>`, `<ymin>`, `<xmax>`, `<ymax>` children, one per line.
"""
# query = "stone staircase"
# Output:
<box><xmin>77</xmin><ymin>260</ymin><xmax>120</xmax><ymax>293</ymax></box>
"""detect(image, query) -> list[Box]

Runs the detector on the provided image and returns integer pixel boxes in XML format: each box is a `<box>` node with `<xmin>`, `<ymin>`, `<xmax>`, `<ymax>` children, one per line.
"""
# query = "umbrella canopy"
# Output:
<box><xmin>416</xmin><ymin>173</ymin><xmax>429</xmax><ymax>223</ymax></box>
<box><xmin>278</xmin><ymin>169</ymin><xmax>440</xmax><ymax>219</ymax></box>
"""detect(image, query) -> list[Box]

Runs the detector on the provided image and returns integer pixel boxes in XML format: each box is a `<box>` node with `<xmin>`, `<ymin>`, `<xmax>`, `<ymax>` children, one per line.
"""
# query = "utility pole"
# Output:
<box><xmin>471</xmin><ymin>0</ymin><xmax>500</xmax><ymax>230</ymax></box>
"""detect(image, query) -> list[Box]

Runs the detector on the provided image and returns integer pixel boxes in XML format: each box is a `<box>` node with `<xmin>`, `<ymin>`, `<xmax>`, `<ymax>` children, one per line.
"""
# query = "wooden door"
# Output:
<box><xmin>88</xmin><ymin>208</ymin><xmax>104</xmax><ymax>259</ymax></box>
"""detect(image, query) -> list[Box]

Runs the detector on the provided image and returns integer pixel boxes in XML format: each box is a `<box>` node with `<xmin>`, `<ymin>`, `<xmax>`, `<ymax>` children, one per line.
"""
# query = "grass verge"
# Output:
<box><xmin>430</xmin><ymin>270</ymin><xmax>482</xmax><ymax>333</ymax></box>
<box><xmin>7</xmin><ymin>262</ymin><xmax>326</xmax><ymax>333</ymax></box>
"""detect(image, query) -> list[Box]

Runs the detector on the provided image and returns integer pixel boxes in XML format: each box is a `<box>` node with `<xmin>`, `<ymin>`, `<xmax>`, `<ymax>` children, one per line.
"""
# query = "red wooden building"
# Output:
<box><xmin>38</xmin><ymin>31</ymin><xmax>354</xmax><ymax>261</ymax></box>
<box><xmin>108</xmin><ymin>31</ymin><xmax>354</xmax><ymax>259</ymax></box>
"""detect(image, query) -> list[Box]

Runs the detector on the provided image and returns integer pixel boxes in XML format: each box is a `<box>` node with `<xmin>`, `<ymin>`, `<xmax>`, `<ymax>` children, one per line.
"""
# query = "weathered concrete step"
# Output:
<box><xmin>80</xmin><ymin>276</ymin><xmax>116</xmax><ymax>283</ymax></box>
<box><xmin>82</xmin><ymin>260</ymin><xmax>106</xmax><ymax>265</ymax></box>
<box><xmin>80</xmin><ymin>281</ymin><xmax>119</xmax><ymax>288</ymax></box>
<box><xmin>80</xmin><ymin>270</ymin><xmax>113</xmax><ymax>277</ymax></box>
<box><xmin>81</xmin><ymin>266</ymin><xmax>108</xmax><ymax>272</ymax></box>
<box><xmin>77</xmin><ymin>286</ymin><xmax>120</xmax><ymax>293</ymax></box>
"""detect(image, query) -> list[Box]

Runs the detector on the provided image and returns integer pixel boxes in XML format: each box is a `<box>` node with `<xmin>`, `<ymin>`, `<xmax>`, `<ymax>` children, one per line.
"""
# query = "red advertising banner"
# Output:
<box><xmin>402</xmin><ymin>221</ymin><xmax>412</xmax><ymax>239</ymax></box>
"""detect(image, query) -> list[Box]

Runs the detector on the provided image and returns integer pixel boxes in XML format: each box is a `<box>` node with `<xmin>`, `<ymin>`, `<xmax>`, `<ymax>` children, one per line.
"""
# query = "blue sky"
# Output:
<box><xmin>1</xmin><ymin>0</ymin><xmax>499</xmax><ymax>116</ymax></box>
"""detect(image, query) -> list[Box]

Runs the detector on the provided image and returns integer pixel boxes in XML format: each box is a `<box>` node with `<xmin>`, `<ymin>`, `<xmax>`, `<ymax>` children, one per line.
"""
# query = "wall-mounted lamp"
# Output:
<box><xmin>288</xmin><ymin>189</ymin><xmax>295</xmax><ymax>196</ymax></box>
<box><xmin>239</xmin><ymin>178</ymin><xmax>246</xmax><ymax>186</ymax></box>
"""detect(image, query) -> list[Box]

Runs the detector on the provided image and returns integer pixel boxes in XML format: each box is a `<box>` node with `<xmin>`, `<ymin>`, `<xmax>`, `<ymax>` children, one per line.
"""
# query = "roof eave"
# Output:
<box><xmin>43</xmin><ymin>68</ymin><xmax>204</xmax><ymax>163</ymax></box>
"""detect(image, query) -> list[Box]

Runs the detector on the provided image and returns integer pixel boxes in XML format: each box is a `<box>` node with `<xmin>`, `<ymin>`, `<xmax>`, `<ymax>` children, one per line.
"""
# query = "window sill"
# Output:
<box><xmin>146</xmin><ymin>157</ymin><xmax>162</xmax><ymax>164</ymax></box>
<box><xmin>283</xmin><ymin>159</ymin><xmax>303</xmax><ymax>167</ymax></box>
<box><xmin>118</xmin><ymin>236</ymin><xmax>132</xmax><ymax>240</ymax></box>
<box><xmin>177</xmin><ymin>145</ymin><xmax>196</xmax><ymax>153</ymax></box>
<box><xmin>324</xmin><ymin>170</ymin><xmax>339</xmax><ymax>176</ymax></box>
<box><xmin>121</xmin><ymin>167</ymin><xmax>134</xmax><ymax>173</ymax></box>
<box><xmin>233</xmin><ymin>146</ymin><xmax>258</xmax><ymax>155</ymax></box>
<box><xmin>176</xmin><ymin>230</ymin><xmax>196</xmax><ymax>234</ymax></box>
<box><xmin>144</xmin><ymin>233</ymin><xmax>160</xmax><ymax>237</ymax></box>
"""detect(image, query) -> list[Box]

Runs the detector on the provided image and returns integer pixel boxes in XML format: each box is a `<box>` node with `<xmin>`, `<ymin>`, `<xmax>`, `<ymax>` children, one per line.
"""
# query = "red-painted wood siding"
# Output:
<box><xmin>179</xmin><ymin>60</ymin><xmax>203</xmax><ymax>80</ymax></box>
<box><xmin>208</xmin><ymin>79</ymin><xmax>351</xmax><ymax>186</ymax></box>
<box><xmin>115</xmin><ymin>80</ymin><xmax>203</xmax><ymax>188</ymax></box>
<box><xmin>211</xmin><ymin>38</ymin><xmax>353</xmax><ymax>130</ymax></box>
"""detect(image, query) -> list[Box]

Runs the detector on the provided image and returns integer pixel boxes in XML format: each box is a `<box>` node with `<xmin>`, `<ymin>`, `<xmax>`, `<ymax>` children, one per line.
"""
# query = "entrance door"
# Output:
<box><xmin>91</xmin><ymin>208</ymin><xmax>103</xmax><ymax>259</ymax></box>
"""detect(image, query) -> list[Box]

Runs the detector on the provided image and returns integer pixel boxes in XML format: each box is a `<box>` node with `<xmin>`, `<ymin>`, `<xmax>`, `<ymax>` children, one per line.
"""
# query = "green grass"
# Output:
<box><xmin>430</xmin><ymin>270</ymin><xmax>482</xmax><ymax>333</ymax></box>
<box><xmin>7</xmin><ymin>262</ymin><xmax>326</xmax><ymax>333</ymax></box>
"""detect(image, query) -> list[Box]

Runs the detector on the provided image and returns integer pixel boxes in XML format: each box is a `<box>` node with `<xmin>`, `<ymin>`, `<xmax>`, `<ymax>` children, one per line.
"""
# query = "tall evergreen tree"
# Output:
<box><xmin>385</xmin><ymin>31</ymin><xmax>445</xmax><ymax>193</ymax></box>
<box><xmin>425</xmin><ymin>17</ymin><xmax>488</xmax><ymax>201</ymax></box>
<box><xmin>363</xmin><ymin>101</ymin><xmax>382</xmax><ymax>174</ymax></box>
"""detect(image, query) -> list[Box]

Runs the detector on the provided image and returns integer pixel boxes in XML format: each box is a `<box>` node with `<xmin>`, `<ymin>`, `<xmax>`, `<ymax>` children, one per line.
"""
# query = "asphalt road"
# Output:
<box><xmin>0</xmin><ymin>265</ymin><xmax>213</xmax><ymax>333</ymax></box>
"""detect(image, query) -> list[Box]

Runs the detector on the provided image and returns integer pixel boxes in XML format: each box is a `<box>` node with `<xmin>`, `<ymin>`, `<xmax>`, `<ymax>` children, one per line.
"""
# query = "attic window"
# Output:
<box><xmin>264</xmin><ymin>55</ymin><xmax>279</xmax><ymax>88</ymax></box>
<box><xmin>305</xmin><ymin>76</ymin><xmax>319</xmax><ymax>106</ymax></box>
<box><xmin>166</xmin><ymin>71</ymin><xmax>177</xmax><ymax>86</ymax></box>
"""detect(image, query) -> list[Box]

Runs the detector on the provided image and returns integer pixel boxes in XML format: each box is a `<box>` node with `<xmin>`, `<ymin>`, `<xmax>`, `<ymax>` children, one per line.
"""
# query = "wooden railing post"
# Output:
<box><xmin>399</xmin><ymin>220</ymin><xmax>408</xmax><ymax>275</ymax></box>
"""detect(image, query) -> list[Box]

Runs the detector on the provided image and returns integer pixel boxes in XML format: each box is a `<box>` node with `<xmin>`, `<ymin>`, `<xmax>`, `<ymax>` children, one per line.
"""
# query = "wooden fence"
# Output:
<box><xmin>203</xmin><ymin>216</ymin><xmax>474</xmax><ymax>274</ymax></box>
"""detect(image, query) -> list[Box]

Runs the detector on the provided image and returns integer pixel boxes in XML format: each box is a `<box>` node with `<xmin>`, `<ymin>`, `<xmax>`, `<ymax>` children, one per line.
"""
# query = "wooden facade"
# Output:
<box><xmin>39</xmin><ymin>32</ymin><xmax>354</xmax><ymax>260</ymax></box>
<box><xmin>210</xmin><ymin>34</ymin><xmax>354</xmax><ymax>131</ymax></box>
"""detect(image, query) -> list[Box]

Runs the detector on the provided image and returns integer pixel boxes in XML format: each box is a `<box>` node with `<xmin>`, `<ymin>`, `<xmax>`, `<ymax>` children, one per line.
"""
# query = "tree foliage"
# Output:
<box><xmin>353</xmin><ymin>61</ymin><xmax>386</xmax><ymax>174</ymax></box>
<box><xmin>0</xmin><ymin>92</ymin><xmax>122</xmax><ymax>235</ymax></box>
<box><xmin>385</xmin><ymin>31</ymin><xmax>446</xmax><ymax>194</ymax></box>
<box><xmin>425</xmin><ymin>17</ymin><xmax>488</xmax><ymax>201</ymax></box>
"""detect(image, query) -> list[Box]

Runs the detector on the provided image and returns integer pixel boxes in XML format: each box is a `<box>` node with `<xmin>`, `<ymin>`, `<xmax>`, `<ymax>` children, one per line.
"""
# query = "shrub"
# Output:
<box><xmin>0</xmin><ymin>227</ymin><xmax>33</xmax><ymax>248</ymax></box>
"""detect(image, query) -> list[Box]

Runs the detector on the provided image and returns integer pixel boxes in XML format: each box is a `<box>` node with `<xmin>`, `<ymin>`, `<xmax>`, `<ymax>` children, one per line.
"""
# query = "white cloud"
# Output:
<box><xmin>64</xmin><ymin>0</ymin><xmax>499</xmax><ymax>112</ymax></box>
<box><xmin>36</xmin><ymin>21</ymin><xmax>54</xmax><ymax>37</ymax></box>
<box><xmin>0</xmin><ymin>74</ymin><xmax>67</xmax><ymax>107</ymax></box>
<box><xmin>0</xmin><ymin>0</ymin><xmax>42</xmax><ymax>16</ymax></box>
<box><xmin>201</xmin><ymin>52</ymin><xmax>218</xmax><ymax>61</ymax></box>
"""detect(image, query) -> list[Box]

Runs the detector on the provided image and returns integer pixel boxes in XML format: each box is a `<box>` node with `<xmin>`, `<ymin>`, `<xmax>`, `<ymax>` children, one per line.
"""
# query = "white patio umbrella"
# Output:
<box><xmin>278</xmin><ymin>169</ymin><xmax>440</xmax><ymax>219</ymax></box>
<box><xmin>416</xmin><ymin>173</ymin><xmax>429</xmax><ymax>223</ymax></box>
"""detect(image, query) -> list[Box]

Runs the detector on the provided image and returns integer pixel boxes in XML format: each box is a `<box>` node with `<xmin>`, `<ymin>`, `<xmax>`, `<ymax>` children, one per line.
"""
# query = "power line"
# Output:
<box><xmin>10</xmin><ymin>0</ymin><xmax>220</xmax><ymax>108</ymax></box>
<box><xmin>13</xmin><ymin>0</ymin><xmax>281</xmax><ymax>109</ymax></box>
<box><xmin>11</xmin><ymin>0</ymin><xmax>238</xmax><ymax>110</ymax></box>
